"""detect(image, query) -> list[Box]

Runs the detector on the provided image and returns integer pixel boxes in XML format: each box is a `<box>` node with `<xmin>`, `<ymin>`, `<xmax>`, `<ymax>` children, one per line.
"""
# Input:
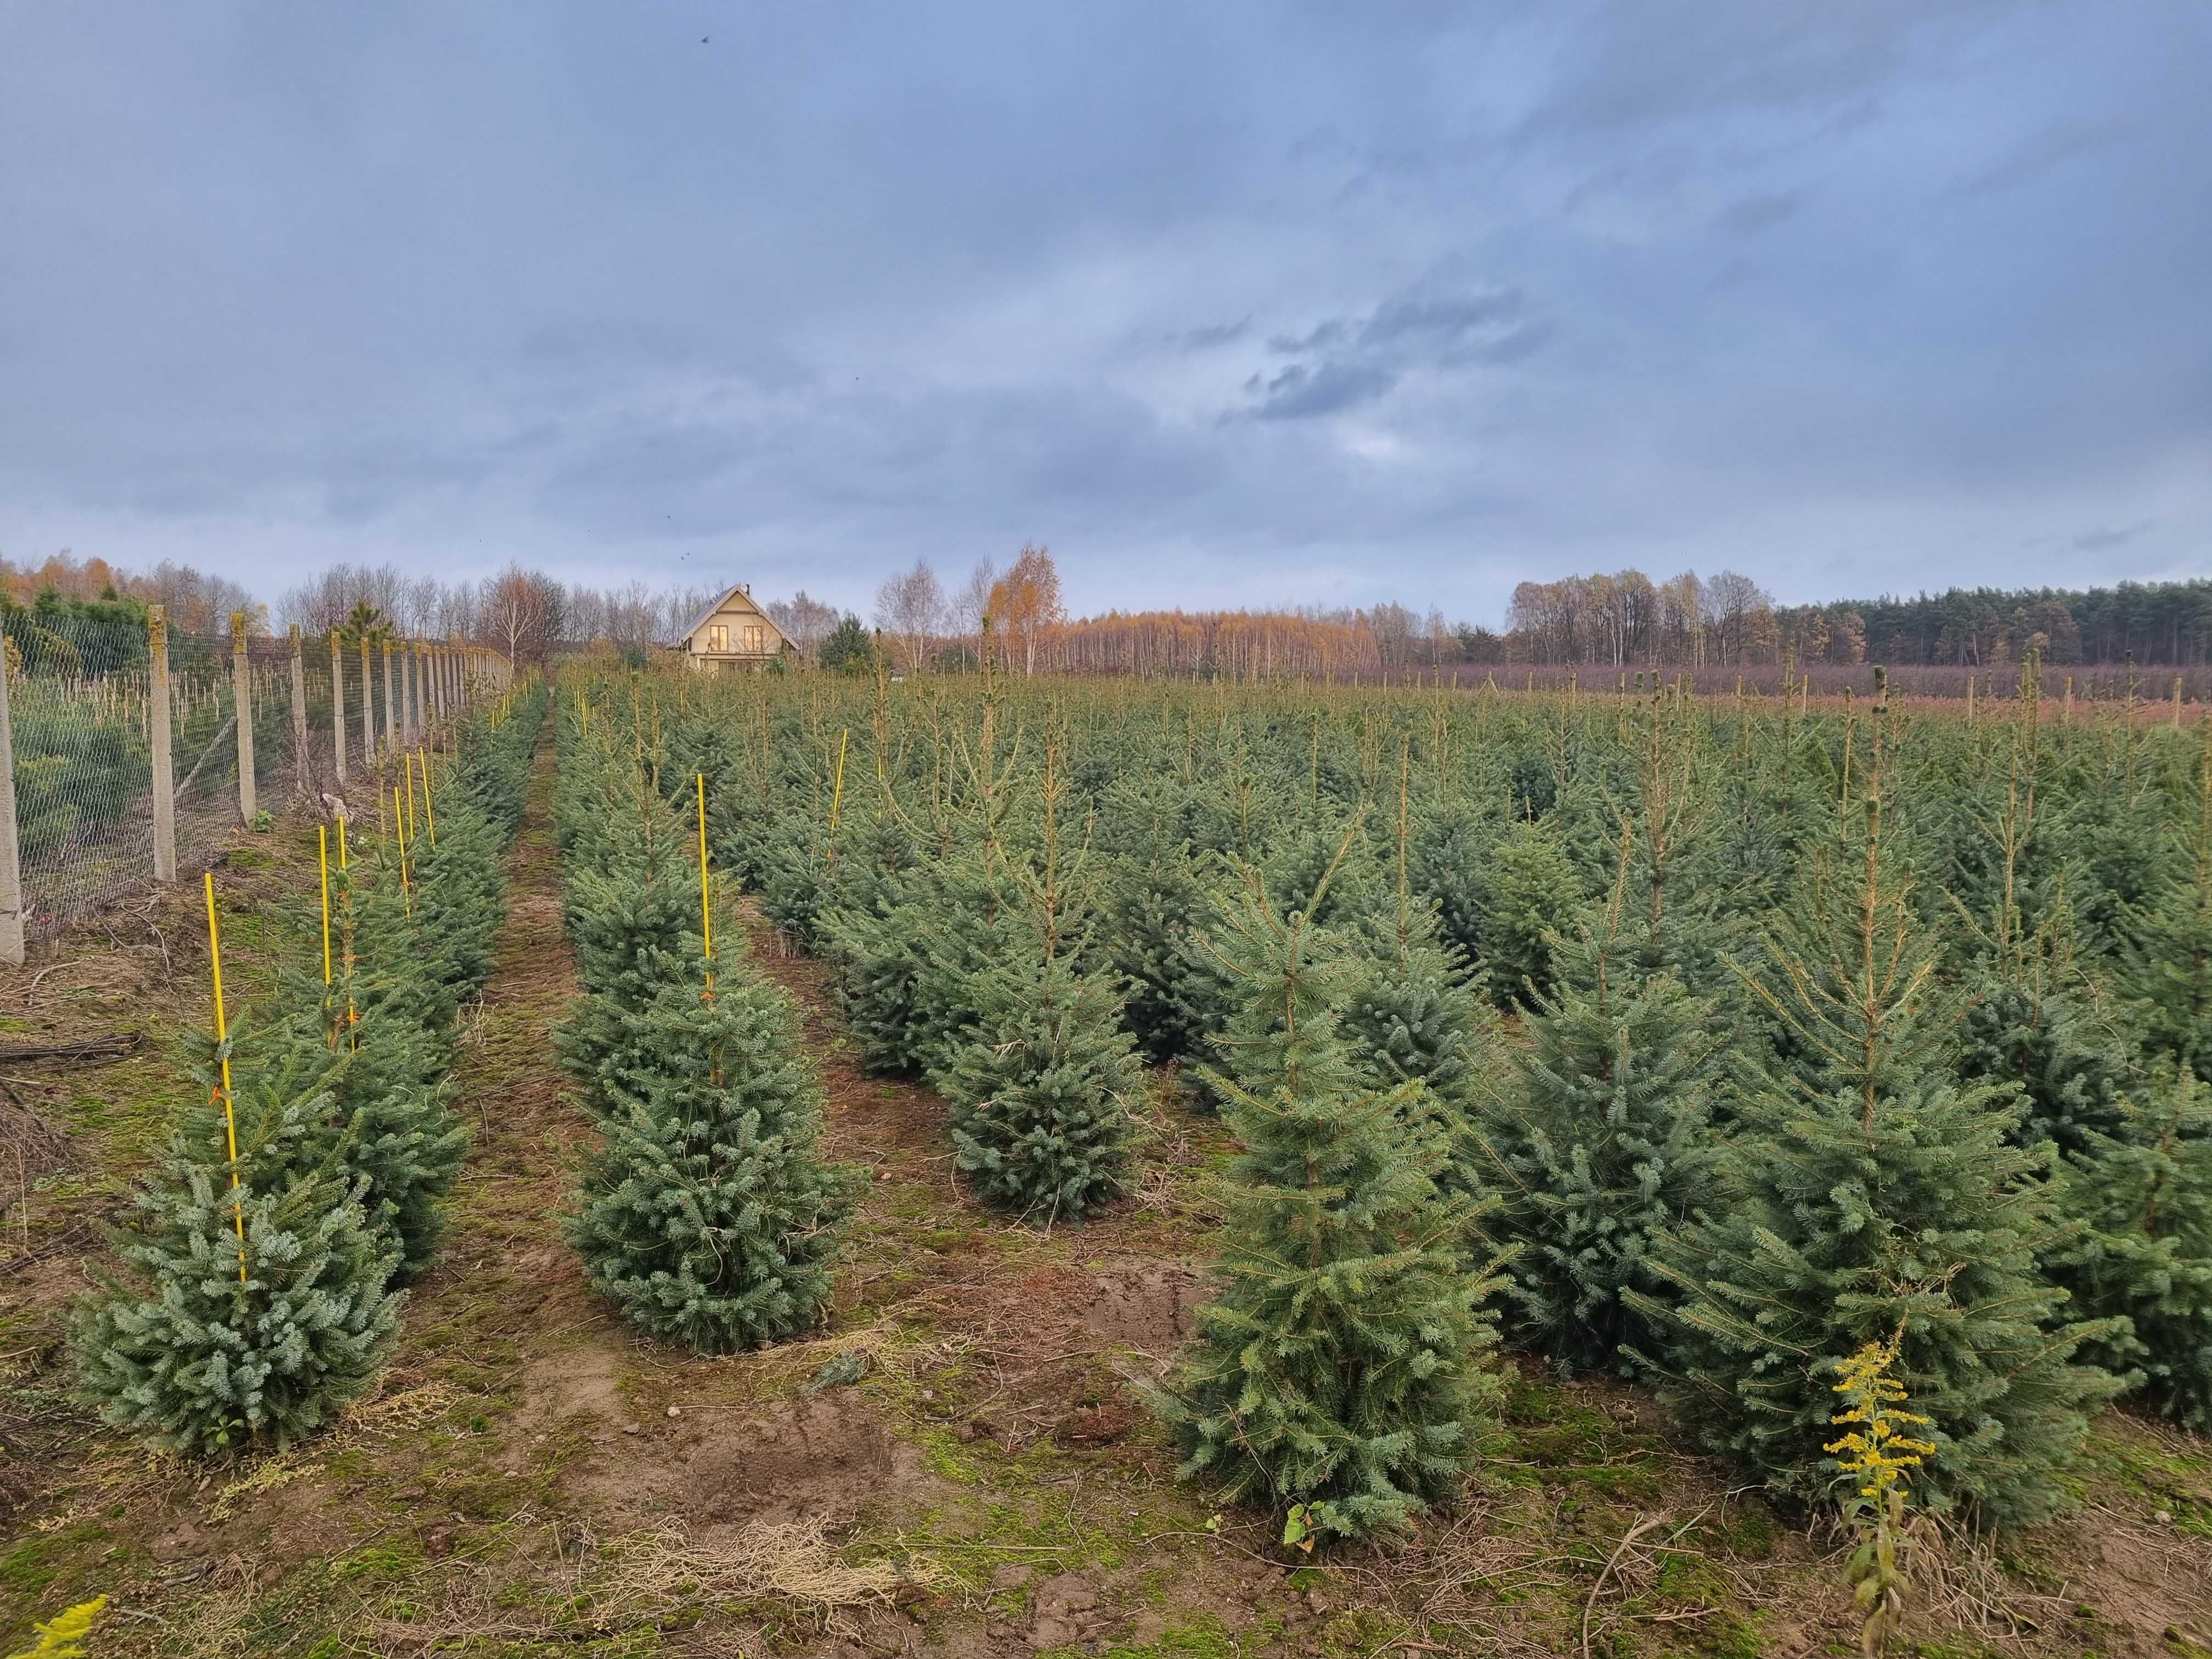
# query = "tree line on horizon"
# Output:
<box><xmin>9</xmin><ymin>544</ymin><xmax>2208</xmax><ymax>676</ymax></box>
<box><xmin>851</xmin><ymin>554</ymin><xmax>2212</xmax><ymax>679</ymax></box>
<box><xmin>1504</xmin><ymin>568</ymin><xmax>2212</xmax><ymax>672</ymax></box>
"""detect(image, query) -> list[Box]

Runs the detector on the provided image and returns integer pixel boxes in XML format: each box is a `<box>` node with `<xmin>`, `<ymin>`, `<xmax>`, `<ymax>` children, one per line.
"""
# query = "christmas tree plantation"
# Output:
<box><xmin>71</xmin><ymin>681</ymin><xmax>546</xmax><ymax>1456</ymax></box>
<box><xmin>556</xmin><ymin>692</ymin><xmax>856</xmax><ymax>1353</ymax></box>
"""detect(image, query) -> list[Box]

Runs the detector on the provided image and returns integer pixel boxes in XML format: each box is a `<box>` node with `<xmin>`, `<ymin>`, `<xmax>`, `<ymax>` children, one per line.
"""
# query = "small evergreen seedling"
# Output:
<box><xmin>1474</xmin><ymin>819</ymin><xmax>1583</xmax><ymax>1009</ymax></box>
<box><xmin>944</xmin><ymin>945</ymin><xmax>1139</xmax><ymax>1221</ymax></box>
<box><xmin>941</xmin><ymin>722</ymin><xmax>1141</xmax><ymax>1222</ymax></box>
<box><xmin>569</xmin><ymin>970</ymin><xmax>856</xmax><ymax>1354</ymax></box>
<box><xmin>2047</xmin><ymin>1065</ymin><xmax>2212</xmax><ymax>1429</ymax></box>
<box><xmin>1149</xmin><ymin>857</ymin><xmax>1506</xmax><ymax>1544</ymax></box>
<box><xmin>1338</xmin><ymin>755</ymin><xmax>1499</xmax><ymax>1202</ymax></box>
<box><xmin>555</xmin><ymin>860</ymin><xmax>703</xmax><ymax>1111</ymax></box>
<box><xmin>73</xmin><ymin>1091</ymin><xmax>400</xmax><ymax>1454</ymax></box>
<box><xmin>1472</xmin><ymin>835</ymin><xmax>1723</xmax><ymax>1373</ymax></box>
<box><xmin>2119</xmin><ymin>719</ymin><xmax>2212</xmax><ymax>1076</ymax></box>
<box><xmin>1633</xmin><ymin>794</ymin><xmax>2119</xmax><ymax>1526</ymax></box>
<box><xmin>1956</xmin><ymin>968</ymin><xmax>2130</xmax><ymax>1156</ymax></box>
<box><xmin>319</xmin><ymin>1008</ymin><xmax>467</xmax><ymax>1278</ymax></box>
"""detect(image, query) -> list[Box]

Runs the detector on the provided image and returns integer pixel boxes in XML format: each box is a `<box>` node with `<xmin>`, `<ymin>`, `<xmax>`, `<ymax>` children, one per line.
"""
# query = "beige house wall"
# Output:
<box><xmin>678</xmin><ymin>585</ymin><xmax>798</xmax><ymax>672</ymax></box>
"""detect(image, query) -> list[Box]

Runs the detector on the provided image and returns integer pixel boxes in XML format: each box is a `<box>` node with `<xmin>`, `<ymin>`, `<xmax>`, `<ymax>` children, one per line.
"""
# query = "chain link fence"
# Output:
<box><xmin>0</xmin><ymin>614</ymin><xmax>510</xmax><ymax>953</ymax></box>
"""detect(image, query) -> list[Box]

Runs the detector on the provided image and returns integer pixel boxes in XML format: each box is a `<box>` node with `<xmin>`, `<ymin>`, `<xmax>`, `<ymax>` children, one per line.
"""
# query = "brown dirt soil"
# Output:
<box><xmin>2</xmin><ymin>737</ymin><xmax>2208</xmax><ymax>1658</ymax></box>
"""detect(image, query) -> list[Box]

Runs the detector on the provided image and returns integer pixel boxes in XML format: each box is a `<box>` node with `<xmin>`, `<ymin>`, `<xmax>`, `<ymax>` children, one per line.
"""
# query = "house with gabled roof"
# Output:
<box><xmin>673</xmin><ymin>582</ymin><xmax>802</xmax><ymax>672</ymax></box>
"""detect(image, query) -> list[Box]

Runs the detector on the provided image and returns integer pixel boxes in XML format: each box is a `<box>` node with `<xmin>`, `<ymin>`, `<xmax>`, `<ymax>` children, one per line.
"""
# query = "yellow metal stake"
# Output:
<box><xmin>420</xmin><ymin>752</ymin><xmax>437</xmax><ymax>845</ymax></box>
<box><xmin>403</xmin><ymin>752</ymin><xmax>420</xmax><ymax>844</ymax></box>
<box><xmin>203</xmin><ymin>874</ymin><xmax>249</xmax><ymax>1283</ymax></box>
<box><xmin>318</xmin><ymin>827</ymin><xmax>333</xmax><ymax>986</ymax></box>
<box><xmin>393</xmin><ymin>786</ymin><xmax>413</xmax><ymax>916</ymax></box>
<box><xmin>829</xmin><ymin>728</ymin><xmax>850</xmax><ymax>831</ymax></box>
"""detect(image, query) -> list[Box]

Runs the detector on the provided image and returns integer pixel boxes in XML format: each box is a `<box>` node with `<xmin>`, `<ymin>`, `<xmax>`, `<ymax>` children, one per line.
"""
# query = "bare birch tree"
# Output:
<box><xmin>873</xmin><ymin>558</ymin><xmax>945</xmax><ymax>673</ymax></box>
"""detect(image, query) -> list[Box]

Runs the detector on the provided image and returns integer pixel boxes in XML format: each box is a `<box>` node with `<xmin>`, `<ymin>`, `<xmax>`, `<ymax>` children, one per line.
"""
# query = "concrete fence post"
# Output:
<box><xmin>149</xmin><ymin>606</ymin><xmax>176</xmax><ymax>883</ymax></box>
<box><xmin>232</xmin><ymin>611</ymin><xmax>257</xmax><ymax>825</ymax></box>
<box><xmin>289</xmin><ymin>625</ymin><xmax>311</xmax><ymax>800</ymax></box>
<box><xmin>358</xmin><ymin>637</ymin><xmax>375</xmax><ymax>770</ymax></box>
<box><xmin>0</xmin><ymin>637</ymin><xmax>24</xmax><ymax>964</ymax></box>
<box><xmin>330</xmin><ymin>629</ymin><xmax>348</xmax><ymax>787</ymax></box>
<box><xmin>430</xmin><ymin>643</ymin><xmax>445</xmax><ymax>732</ymax></box>
<box><xmin>405</xmin><ymin>642</ymin><xmax>421</xmax><ymax>747</ymax></box>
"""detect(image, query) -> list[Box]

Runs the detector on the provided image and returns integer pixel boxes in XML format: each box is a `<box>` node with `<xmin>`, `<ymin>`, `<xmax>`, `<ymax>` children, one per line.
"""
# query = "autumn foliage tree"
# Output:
<box><xmin>987</xmin><ymin>544</ymin><xmax>1065</xmax><ymax>677</ymax></box>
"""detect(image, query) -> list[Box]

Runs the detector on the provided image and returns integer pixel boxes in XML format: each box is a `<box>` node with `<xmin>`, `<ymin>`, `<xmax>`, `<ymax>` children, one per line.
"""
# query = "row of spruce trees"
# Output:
<box><xmin>662</xmin><ymin>674</ymin><xmax>1149</xmax><ymax>1226</ymax></box>
<box><xmin>662</xmin><ymin>662</ymin><xmax>2211</xmax><ymax>1540</ymax></box>
<box><xmin>70</xmin><ymin>685</ymin><xmax>545</xmax><ymax>1454</ymax></box>
<box><xmin>550</xmin><ymin>689</ymin><xmax>855</xmax><ymax>1354</ymax></box>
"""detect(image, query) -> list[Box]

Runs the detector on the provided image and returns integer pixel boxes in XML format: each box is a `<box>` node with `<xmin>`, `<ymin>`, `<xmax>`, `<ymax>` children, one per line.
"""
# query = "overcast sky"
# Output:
<box><xmin>2</xmin><ymin>2</ymin><xmax>2207</xmax><ymax>623</ymax></box>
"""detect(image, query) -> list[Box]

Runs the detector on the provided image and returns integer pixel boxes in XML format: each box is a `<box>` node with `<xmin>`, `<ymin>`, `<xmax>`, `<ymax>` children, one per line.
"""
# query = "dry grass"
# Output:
<box><xmin>606</xmin><ymin>1514</ymin><xmax>950</xmax><ymax>1621</ymax></box>
<box><xmin>354</xmin><ymin>1515</ymin><xmax>950</xmax><ymax>1656</ymax></box>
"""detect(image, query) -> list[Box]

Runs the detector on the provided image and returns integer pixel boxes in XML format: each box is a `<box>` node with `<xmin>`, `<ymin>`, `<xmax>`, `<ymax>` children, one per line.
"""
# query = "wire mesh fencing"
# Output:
<box><xmin>1</xmin><ymin>614</ymin><xmax>510</xmax><ymax>950</ymax></box>
<box><xmin>3</xmin><ymin>610</ymin><xmax>157</xmax><ymax>933</ymax></box>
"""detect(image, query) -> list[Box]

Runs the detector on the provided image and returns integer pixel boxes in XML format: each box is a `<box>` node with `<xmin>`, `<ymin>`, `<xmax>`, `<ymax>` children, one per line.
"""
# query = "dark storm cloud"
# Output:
<box><xmin>1237</xmin><ymin>284</ymin><xmax>1547</xmax><ymax>419</ymax></box>
<box><xmin>1178</xmin><ymin>318</ymin><xmax>1252</xmax><ymax>352</ymax></box>
<box><xmin>0</xmin><ymin>1</ymin><xmax>2207</xmax><ymax>617</ymax></box>
<box><xmin>1244</xmin><ymin>360</ymin><xmax>1400</xmax><ymax>421</ymax></box>
<box><xmin>2072</xmin><ymin>520</ymin><xmax>2154</xmax><ymax>552</ymax></box>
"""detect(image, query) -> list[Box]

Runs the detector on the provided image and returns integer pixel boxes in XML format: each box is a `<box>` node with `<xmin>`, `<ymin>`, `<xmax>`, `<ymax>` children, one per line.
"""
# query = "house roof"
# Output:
<box><xmin>677</xmin><ymin>583</ymin><xmax>769</xmax><ymax>645</ymax></box>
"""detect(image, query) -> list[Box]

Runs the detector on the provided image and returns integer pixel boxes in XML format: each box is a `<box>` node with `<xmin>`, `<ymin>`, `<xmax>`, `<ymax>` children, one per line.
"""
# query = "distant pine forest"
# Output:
<box><xmin>1491</xmin><ymin>572</ymin><xmax>2212</xmax><ymax>670</ymax></box>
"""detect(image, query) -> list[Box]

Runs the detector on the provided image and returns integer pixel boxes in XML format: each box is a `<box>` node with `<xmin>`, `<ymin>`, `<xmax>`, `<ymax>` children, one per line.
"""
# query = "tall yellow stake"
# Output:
<box><xmin>318</xmin><ymin>827</ymin><xmax>333</xmax><ymax>987</ymax></box>
<box><xmin>829</xmin><ymin>728</ymin><xmax>850</xmax><ymax>831</ymax></box>
<box><xmin>337</xmin><ymin>816</ymin><xmax>348</xmax><ymax>871</ymax></box>
<box><xmin>403</xmin><ymin>752</ymin><xmax>420</xmax><ymax>844</ymax></box>
<box><xmin>393</xmin><ymin>786</ymin><xmax>413</xmax><ymax>916</ymax></box>
<box><xmin>419</xmin><ymin>752</ymin><xmax>437</xmax><ymax>845</ymax></box>
<box><xmin>204</xmin><ymin>874</ymin><xmax>249</xmax><ymax>1283</ymax></box>
<box><xmin>697</xmin><ymin>772</ymin><xmax>714</xmax><ymax>1000</ymax></box>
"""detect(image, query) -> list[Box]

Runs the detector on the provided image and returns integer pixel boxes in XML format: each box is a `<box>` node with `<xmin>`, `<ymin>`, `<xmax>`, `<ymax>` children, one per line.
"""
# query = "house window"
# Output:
<box><xmin>708</xmin><ymin>624</ymin><xmax>728</xmax><ymax>653</ymax></box>
<box><xmin>743</xmin><ymin>624</ymin><xmax>765</xmax><ymax>654</ymax></box>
